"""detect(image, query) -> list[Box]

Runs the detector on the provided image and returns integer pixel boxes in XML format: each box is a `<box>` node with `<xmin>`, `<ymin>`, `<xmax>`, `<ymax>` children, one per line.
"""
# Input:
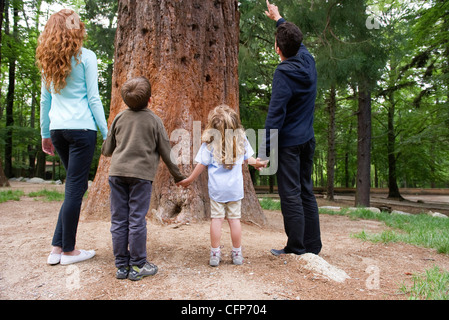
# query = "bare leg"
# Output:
<box><xmin>52</xmin><ymin>246</ymin><xmax>84</xmax><ymax>256</ymax></box>
<box><xmin>227</xmin><ymin>218</ymin><xmax>242</xmax><ymax>248</ymax></box>
<box><xmin>51</xmin><ymin>246</ymin><xmax>62</xmax><ymax>254</ymax></box>
<box><xmin>210</xmin><ymin>218</ymin><xmax>225</xmax><ymax>248</ymax></box>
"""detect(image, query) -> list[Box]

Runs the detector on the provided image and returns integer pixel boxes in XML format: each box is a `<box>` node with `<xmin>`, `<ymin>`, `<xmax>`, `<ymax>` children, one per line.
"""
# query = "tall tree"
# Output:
<box><xmin>83</xmin><ymin>0</ymin><xmax>266</xmax><ymax>226</ymax></box>
<box><xmin>280</xmin><ymin>0</ymin><xmax>385</xmax><ymax>205</ymax></box>
<box><xmin>4</xmin><ymin>0</ymin><xmax>19</xmax><ymax>178</ymax></box>
<box><xmin>350</xmin><ymin>1</ymin><xmax>386</xmax><ymax>207</ymax></box>
<box><xmin>0</xmin><ymin>0</ymin><xmax>9</xmax><ymax>186</ymax></box>
<box><xmin>374</xmin><ymin>0</ymin><xmax>416</xmax><ymax>199</ymax></box>
<box><xmin>355</xmin><ymin>80</ymin><xmax>372</xmax><ymax>206</ymax></box>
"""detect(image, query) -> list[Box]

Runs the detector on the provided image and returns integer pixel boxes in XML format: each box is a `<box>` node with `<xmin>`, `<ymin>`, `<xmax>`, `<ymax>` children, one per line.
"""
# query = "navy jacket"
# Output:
<box><xmin>262</xmin><ymin>18</ymin><xmax>317</xmax><ymax>156</ymax></box>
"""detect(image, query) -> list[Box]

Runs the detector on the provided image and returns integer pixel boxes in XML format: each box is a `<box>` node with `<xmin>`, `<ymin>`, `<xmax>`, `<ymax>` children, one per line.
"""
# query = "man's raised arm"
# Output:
<box><xmin>265</xmin><ymin>0</ymin><xmax>283</xmax><ymax>22</ymax></box>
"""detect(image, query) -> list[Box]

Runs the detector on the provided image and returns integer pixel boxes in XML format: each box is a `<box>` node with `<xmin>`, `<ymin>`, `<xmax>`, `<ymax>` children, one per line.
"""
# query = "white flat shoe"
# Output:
<box><xmin>47</xmin><ymin>253</ymin><xmax>61</xmax><ymax>265</ymax></box>
<box><xmin>60</xmin><ymin>250</ymin><xmax>95</xmax><ymax>265</ymax></box>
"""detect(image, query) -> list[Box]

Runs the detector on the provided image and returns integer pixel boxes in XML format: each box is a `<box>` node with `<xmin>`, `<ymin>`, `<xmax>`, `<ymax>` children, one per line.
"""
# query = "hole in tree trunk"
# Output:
<box><xmin>170</xmin><ymin>204</ymin><xmax>182</xmax><ymax>219</ymax></box>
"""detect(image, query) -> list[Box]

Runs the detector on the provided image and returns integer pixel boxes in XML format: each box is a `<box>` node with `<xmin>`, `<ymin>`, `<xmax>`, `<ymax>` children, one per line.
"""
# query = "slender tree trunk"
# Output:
<box><xmin>83</xmin><ymin>0</ymin><xmax>266</xmax><ymax>226</ymax></box>
<box><xmin>4</xmin><ymin>1</ymin><xmax>18</xmax><ymax>178</ymax></box>
<box><xmin>28</xmin><ymin>0</ymin><xmax>42</xmax><ymax>178</ymax></box>
<box><xmin>326</xmin><ymin>86</ymin><xmax>336</xmax><ymax>200</ymax></box>
<box><xmin>386</xmin><ymin>95</ymin><xmax>403</xmax><ymax>200</ymax></box>
<box><xmin>28</xmin><ymin>92</ymin><xmax>36</xmax><ymax>177</ymax></box>
<box><xmin>355</xmin><ymin>84</ymin><xmax>371</xmax><ymax>207</ymax></box>
<box><xmin>35</xmin><ymin>150</ymin><xmax>46</xmax><ymax>179</ymax></box>
<box><xmin>0</xmin><ymin>0</ymin><xmax>9</xmax><ymax>186</ymax></box>
<box><xmin>0</xmin><ymin>0</ymin><xmax>5</xmax><ymax>63</ymax></box>
<box><xmin>269</xmin><ymin>175</ymin><xmax>274</xmax><ymax>194</ymax></box>
<box><xmin>344</xmin><ymin>121</ymin><xmax>353</xmax><ymax>188</ymax></box>
<box><xmin>0</xmin><ymin>158</ymin><xmax>9</xmax><ymax>186</ymax></box>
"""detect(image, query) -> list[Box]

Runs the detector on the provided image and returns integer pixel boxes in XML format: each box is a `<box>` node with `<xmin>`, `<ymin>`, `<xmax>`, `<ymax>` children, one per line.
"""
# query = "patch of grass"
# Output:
<box><xmin>268</xmin><ymin>199</ymin><xmax>449</xmax><ymax>253</ymax></box>
<box><xmin>28</xmin><ymin>189</ymin><xmax>65</xmax><ymax>202</ymax></box>
<box><xmin>258</xmin><ymin>197</ymin><xmax>281</xmax><ymax>211</ymax></box>
<box><xmin>349</xmin><ymin>210</ymin><xmax>449</xmax><ymax>254</ymax></box>
<box><xmin>400</xmin><ymin>266</ymin><xmax>449</xmax><ymax>300</ymax></box>
<box><xmin>317</xmin><ymin>206</ymin><xmax>449</xmax><ymax>254</ymax></box>
<box><xmin>0</xmin><ymin>190</ymin><xmax>24</xmax><ymax>203</ymax></box>
<box><xmin>260</xmin><ymin>199</ymin><xmax>449</xmax><ymax>299</ymax></box>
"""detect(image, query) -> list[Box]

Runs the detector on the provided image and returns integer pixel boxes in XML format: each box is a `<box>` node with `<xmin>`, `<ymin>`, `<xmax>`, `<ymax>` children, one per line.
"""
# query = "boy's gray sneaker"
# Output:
<box><xmin>209</xmin><ymin>250</ymin><xmax>221</xmax><ymax>267</ymax></box>
<box><xmin>231</xmin><ymin>250</ymin><xmax>243</xmax><ymax>265</ymax></box>
<box><xmin>116</xmin><ymin>266</ymin><xmax>129</xmax><ymax>279</ymax></box>
<box><xmin>128</xmin><ymin>261</ymin><xmax>158</xmax><ymax>281</ymax></box>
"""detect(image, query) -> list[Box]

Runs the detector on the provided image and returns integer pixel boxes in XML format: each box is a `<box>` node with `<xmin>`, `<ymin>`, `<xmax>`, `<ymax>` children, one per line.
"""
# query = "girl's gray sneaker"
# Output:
<box><xmin>128</xmin><ymin>261</ymin><xmax>158</xmax><ymax>281</ymax></box>
<box><xmin>209</xmin><ymin>250</ymin><xmax>221</xmax><ymax>267</ymax></box>
<box><xmin>231</xmin><ymin>249</ymin><xmax>243</xmax><ymax>265</ymax></box>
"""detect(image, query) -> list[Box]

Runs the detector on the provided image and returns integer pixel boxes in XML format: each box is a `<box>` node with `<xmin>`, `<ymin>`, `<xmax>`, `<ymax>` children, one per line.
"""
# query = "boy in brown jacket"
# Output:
<box><xmin>102</xmin><ymin>76</ymin><xmax>185</xmax><ymax>281</ymax></box>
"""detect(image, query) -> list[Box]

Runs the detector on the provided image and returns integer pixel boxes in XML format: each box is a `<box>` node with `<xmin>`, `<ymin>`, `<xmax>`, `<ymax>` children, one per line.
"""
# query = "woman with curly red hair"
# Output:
<box><xmin>36</xmin><ymin>9</ymin><xmax>108</xmax><ymax>265</ymax></box>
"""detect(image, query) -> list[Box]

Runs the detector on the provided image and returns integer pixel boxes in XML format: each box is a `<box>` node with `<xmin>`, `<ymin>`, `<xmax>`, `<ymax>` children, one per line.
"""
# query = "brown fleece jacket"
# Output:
<box><xmin>101</xmin><ymin>108</ymin><xmax>185</xmax><ymax>182</ymax></box>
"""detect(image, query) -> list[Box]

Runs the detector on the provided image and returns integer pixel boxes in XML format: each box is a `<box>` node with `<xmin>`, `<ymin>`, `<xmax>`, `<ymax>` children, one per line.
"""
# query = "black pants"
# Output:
<box><xmin>50</xmin><ymin>129</ymin><xmax>97</xmax><ymax>252</ymax></box>
<box><xmin>276</xmin><ymin>138</ymin><xmax>322</xmax><ymax>255</ymax></box>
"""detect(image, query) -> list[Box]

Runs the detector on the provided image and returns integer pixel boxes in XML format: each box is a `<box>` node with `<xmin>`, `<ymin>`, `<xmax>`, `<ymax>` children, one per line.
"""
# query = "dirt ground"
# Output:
<box><xmin>1</xmin><ymin>182</ymin><xmax>448</xmax><ymax>301</ymax></box>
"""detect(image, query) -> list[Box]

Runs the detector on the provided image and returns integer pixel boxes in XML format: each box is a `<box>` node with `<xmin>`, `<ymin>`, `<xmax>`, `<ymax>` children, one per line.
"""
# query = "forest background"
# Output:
<box><xmin>1</xmin><ymin>0</ymin><xmax>448</xmax><ymax>203</ymax></box>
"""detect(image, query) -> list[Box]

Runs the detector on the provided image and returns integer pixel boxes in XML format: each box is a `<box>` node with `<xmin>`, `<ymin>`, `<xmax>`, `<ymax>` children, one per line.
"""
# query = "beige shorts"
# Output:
<box><xmin>210</xmin><ymin>199</ymin><xmax>242</xmax><ymax>220</ymax></box>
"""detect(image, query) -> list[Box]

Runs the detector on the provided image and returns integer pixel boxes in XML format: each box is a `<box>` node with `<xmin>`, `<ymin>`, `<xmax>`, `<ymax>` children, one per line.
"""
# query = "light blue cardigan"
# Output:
<box><xmin>40</xmin><ymin>47</ymin><xmax>108</xmax><ymax>139</ymax></box>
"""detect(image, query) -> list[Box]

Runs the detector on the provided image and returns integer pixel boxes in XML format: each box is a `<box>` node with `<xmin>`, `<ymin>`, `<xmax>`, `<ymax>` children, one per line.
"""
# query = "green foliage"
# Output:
<box><xmin>239</xmin><ymin>0</ymin><xmax>278</xmax><ymax>130</ymax></box>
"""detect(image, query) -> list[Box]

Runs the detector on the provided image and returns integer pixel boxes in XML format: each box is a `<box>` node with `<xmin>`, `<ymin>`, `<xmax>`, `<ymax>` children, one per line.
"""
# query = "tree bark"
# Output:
<box><xmin>82</xmin><ymin>0</ymin><xmax>266</xmax><ymax>226</ymax></box>
<box><xmin>355</xmin><ymin>84</ymin><xmax>371</xmax><ymax>207</ymax></box>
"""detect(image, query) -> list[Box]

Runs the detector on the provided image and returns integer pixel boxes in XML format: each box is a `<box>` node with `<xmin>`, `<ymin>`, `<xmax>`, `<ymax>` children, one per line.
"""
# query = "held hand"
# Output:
<box><xmin>256</xmin><ymin>158</ymin><xmax>269</xmax><ymax>170</ymax></box>
<box><xmin>248</xmin><ymin>157</ymin><xmax>269</xmax><ymax>171</ymax></box>
<box><xmin>42</xmin><ymin>138</ymin><xmax>55</xmax><ymax>156</ymax></box>
<box><xmin>265</xmin><ymin>0</ymin><xmax>282</xmax><ymax>21</ymax></box>
<box><xmin>176</xmin><ymin>178</ymin><xmax>191</xmax><ymax>188</ymax></box>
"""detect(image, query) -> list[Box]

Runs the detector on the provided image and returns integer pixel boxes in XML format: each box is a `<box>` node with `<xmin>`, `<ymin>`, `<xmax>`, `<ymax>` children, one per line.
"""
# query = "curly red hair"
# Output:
<box><xmin>36</xmin><ymin>9</ymin><xmax>86</xmax><ymax>94</ymax></box>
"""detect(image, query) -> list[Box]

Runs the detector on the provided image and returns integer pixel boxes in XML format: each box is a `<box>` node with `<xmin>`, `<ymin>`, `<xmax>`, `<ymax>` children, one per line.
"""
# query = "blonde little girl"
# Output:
<box><xmin>177</xmin><ymin>105</ymin><xmax>267</xmax><ymax>266</ymax></box>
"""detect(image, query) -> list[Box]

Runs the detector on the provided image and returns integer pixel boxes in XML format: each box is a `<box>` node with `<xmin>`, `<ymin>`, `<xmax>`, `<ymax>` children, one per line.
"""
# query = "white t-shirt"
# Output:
<box><xmin>195</xmin><ymin>139</ymin><xmax>254</xmax><ymax>203</ymax></box>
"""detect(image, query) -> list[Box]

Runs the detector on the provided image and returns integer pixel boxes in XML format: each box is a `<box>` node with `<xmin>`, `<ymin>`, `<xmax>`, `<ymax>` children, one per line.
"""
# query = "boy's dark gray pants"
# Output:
<box><xmin>276</xmin><ymin>138</ymin><xmax>322</xmax><ymax>255</ymax></box>
<box><xmin>109</xmin><ymin>176</ymin><xmax>152</xmax><ymax>268</ymax></box>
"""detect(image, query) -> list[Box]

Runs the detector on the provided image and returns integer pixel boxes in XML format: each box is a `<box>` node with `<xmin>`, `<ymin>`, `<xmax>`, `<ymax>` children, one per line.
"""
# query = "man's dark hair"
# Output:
<box><xmin>121</xmin><ymin>76</ymin><xmax>152</xmax><ymax>111</ymax></box>
<box><xmin>275</xmin><ymin>22</ymin><xmax>303</xmax><ymax>58</ymax></box>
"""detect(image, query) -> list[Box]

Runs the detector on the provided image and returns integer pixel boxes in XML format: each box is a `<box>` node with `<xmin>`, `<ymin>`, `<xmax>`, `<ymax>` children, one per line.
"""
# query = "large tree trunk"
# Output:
<box><xmin>82</xmin><ymin>0</ymin><xmax>266</xmax><ymax>226</ymax></box>
<box><xmin>355</xmin><ymin>84</ymin><xmax>371</xmax><ymax>207</ymax></box>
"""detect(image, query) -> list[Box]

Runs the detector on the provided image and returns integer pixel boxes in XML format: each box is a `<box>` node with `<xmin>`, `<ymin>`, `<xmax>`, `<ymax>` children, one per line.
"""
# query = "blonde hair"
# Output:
<box><xmin>36</xmin><ymin>9</ymin><xmax>86</xmax><ymax>94</ymax></box>
<box><xmin>202</xmin><ymin>105</ymin><xmax>246</xmax><ymax>170</ymax></box>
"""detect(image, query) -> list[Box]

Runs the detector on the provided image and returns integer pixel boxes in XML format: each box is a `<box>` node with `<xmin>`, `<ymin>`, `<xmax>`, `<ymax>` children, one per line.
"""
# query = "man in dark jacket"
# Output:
<box><xmin>263</xmin><ymin>1</ymin><xmax>322</xmax><ymax>256</ymax></box>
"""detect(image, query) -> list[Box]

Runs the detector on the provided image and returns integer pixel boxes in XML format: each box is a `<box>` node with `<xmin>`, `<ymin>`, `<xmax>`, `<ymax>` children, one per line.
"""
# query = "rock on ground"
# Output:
<box><xmin>297</xmin><ymin>253</ymin><xmax>350</xmax><ymax>283</ymax></box>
